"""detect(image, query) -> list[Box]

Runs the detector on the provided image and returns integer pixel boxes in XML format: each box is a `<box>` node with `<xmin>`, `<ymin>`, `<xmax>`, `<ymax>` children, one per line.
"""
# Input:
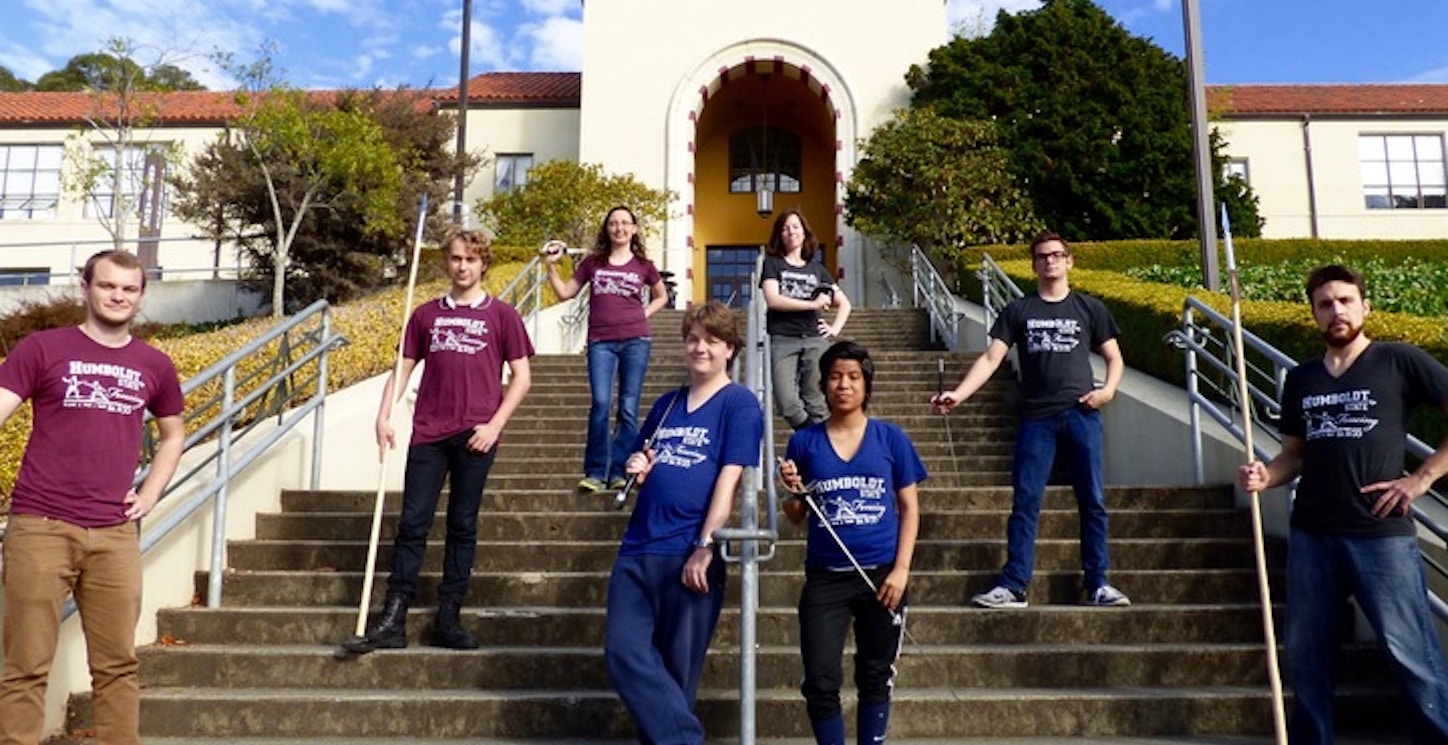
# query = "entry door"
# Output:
<box><xmin>706</xmin><ymin>245</ymin><xmax>760</xmax><ymax>308</ymax></box>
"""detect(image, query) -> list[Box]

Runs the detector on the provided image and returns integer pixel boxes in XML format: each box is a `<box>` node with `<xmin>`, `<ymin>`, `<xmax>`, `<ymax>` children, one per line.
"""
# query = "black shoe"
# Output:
<box><xmin>432</xmin><ymin>597</ymin><xmax>480</xmax><ymax>650</ymax></box>
<box><xmin>340</xmin><ymin>594</ymin><xmax>409</xmax><ymax>654</ymax></box>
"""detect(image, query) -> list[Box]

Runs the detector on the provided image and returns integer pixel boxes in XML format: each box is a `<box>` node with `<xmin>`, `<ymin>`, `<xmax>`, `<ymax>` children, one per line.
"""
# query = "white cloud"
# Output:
<box><xmin>412</xmin><ymin>45</ymin><xmax>443</xmax><ymax>61</ymax></box>
<box><xmin>0</xmin><ymin>42</ymin><xmax>58</xmax><ymax>81</ymax></box>
<box><xmin>521</xmin><ymin>0</ymin><xmax>575</xmax><ymax>16</ymax></box>
<box><xmin>522</xmin><ymin>15</ymin><xmax>582</xmax><ymax>71</ymax></box>
<box><xmin>441</xmin><ymin>14</ymin><xmax>511</xmax><ymax>71</ymax></box>
<box><xmin>945</xmin><ymin>0</ymin><xmax>1042</xmax><ymax>37</ymax></box>
<box><xmin>1412</xmin><ymin>65</ymin><xmax>1448</xmax><ymax>83</ymax></box>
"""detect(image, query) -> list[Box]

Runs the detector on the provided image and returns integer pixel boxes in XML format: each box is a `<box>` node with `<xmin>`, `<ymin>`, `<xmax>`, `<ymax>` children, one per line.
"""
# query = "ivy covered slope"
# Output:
<box><xmin>0</xmin><ymin>261</ymin><xmax>530</xmax><ymax>520</ymax></box>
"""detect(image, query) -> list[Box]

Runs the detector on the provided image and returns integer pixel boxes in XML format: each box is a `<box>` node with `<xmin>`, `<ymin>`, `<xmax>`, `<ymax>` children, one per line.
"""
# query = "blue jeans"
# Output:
<box><xmin>586</xmin><ymin>337</ymin><xmax>652</xmax><ymax>481</ymax></box>
<box><xmin>770</xmin><ymin>334</ymin><xmax>828</xmax><ymax>430</ymax></box>
<box><xmin>387</xmin><ymin>430</ymin><xmax>497</xmax><ymax>602</ymax></box>
<box><xmin>1284</xmin><ymin>529</ymin><xmax>1448</xmax><ymax>745</ymax></box>
<box><xmin>999</xmin><ymin>407</ymin><xmax>1111</xmax><ymax>593</ymax></box>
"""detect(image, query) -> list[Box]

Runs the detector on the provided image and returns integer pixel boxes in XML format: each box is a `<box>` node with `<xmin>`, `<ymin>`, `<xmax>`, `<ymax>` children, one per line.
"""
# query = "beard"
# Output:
<box><xmin>1322</xmin><ymin>320</ymin><xmax>1364</xmax><ymax>348</ymax></box>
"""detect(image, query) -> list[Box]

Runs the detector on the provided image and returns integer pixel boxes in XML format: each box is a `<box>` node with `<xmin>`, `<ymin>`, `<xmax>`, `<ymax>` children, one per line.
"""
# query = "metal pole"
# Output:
<box><xmin>310</xmin><ymin>307</ymin><xmax>331</xmax><ymax>490</ymax></box>
<box><xmin>208</xmin><ymin>367</ymin><xmax>236</xmax><ymax>607</ymax></box>
<box><xmin>452</xmin><ymin>0</ymin><xmax>473</xmax><ymax>224</ymax></box>
<box><xmin>1183</xmin><ymin>307</ymin><xmax>1204</xmax><ymax>485</ymax></box>
<box><xmin>1182</xmin><ymin>0</ymin><xmax>1220</xmax><ymax>291</ymax></box>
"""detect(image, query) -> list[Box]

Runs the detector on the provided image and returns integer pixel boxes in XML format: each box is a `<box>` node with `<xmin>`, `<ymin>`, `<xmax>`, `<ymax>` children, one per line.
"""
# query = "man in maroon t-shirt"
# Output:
<box><xmin>0</xmin><ymin>250</ymin><xmax>185</xmax><ymax>745</ymax></box>
<box><xmin>342</xmin><ymin>229</ymin><xmax>534</xmax><ymax>654</ymax></box>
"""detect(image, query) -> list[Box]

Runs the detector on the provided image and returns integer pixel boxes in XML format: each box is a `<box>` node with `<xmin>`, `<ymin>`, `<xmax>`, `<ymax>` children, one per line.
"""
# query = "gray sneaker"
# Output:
<box><xmin>1087</xmin><ymin>584</ymin><xmax>1131</xmax><ymax>607</ymax></box>
<box><xmin>971</xmin><ymin>585</ymin><xmax>1027</xmax><ymax>609</ymax></box>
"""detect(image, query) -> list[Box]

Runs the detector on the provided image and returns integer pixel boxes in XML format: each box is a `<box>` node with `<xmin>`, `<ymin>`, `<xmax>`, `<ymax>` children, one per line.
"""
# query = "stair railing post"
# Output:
<box><xmin>207</xmin><ymin>365</ymin><xmax>237</xmax><ymax>607</ymax></box>
<box><xmin>1183</xmin><ymin>304</ymin><xmax>1205</xmax><ymax>485</ymax></box>
<box><xmin>310</xmin><ymin>305</ymin><xmax>331</xmax><ymax>490</ymax></box>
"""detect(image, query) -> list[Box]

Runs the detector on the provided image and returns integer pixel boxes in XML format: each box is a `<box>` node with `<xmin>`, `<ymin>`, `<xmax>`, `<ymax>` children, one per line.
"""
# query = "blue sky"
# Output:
<box><xmin>0</xmin><ymin>0</ymin><xmax>1445</xmax><ymax>91</ymax></box>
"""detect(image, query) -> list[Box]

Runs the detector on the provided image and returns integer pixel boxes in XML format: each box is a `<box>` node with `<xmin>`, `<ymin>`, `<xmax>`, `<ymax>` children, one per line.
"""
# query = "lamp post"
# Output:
<box><xmin>1183</xmin><ymin>0</ymin><xmax>1220</xmax><ymax>290</ymax></box>
<box><xmin>452</xmin><ymin>0</ymin><xmax>473</xmax><ymax>226</ymax></box>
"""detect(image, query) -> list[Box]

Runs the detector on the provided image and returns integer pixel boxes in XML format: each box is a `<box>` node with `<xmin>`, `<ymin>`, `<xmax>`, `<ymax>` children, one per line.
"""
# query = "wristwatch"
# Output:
<box><xmin>692</xmin><ymin>536</ymin><xmax>715</xmax><ymax>550</ymax></box>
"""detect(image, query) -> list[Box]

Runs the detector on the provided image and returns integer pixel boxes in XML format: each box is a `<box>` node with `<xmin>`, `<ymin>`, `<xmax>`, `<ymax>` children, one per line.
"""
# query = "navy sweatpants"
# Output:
<box><xmin>604</xmin><ymin>551</ymin><xmax>727</xmax><ymax>745</ymax></box>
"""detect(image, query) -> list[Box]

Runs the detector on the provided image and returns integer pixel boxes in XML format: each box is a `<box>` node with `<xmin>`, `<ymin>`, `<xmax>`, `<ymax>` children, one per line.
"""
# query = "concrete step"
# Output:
<box><xmin>51</xmin><ymin>737</ymin><xmax>1409</xmax><ymax>745</ymax></box>
<box><xmin>251</xmin><ymin>509</ymin><xmax>1250</xmax><ymax>542</ymax></box>
<box><xmin>276</xmin><ymin>485</ymin><xmax>1236</xmax><ymax>514</ymax></box>
<box><xmin>66</xmin><ymin>685</ymin><xmax>1401</xmax><ymax>739</ymax></box>
<box><xmin>156</xmin><ymin>605</ymin><xmax>1282</xmax><ymax>647</ymax></box>
<box><xmin>201</xmin><ymin>568</ymin><xmax>1277</xmax><ymax>608</ymax></box>
<box><xmin>225</xmin><ymin>536</ymin><xmax>1270</xmax><ymax>573</ymax></box>
<box><xmin>134</xmin><ymin>642</ymin><xmax>1390</xmax><ymax>691</ymax></box>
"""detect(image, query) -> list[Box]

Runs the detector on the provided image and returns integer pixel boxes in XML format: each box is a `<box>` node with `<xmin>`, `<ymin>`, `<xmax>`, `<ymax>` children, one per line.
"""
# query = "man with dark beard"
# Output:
<box><xmin>1239</xmin><ymin>264</ymin><xmax>1448</xmax><ymax>745</ymax></box>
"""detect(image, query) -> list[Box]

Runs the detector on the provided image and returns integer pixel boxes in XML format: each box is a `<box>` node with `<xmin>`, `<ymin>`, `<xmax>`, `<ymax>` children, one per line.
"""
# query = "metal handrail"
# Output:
<box><xmin>909</xmin><ymin>244</ymin><xmax>961</xmax><ymax>352</ymax></box>
<box><xmin>1166</xmin><ymin>294</ymin><xmax>1448</xmax><ymax>621</ymax></box>
<box><xmin>878</xmin><ymin>273</ymin><xmax>901</xmax><ymax>309</ymax></box>
<box><xmin>978</xmin><ymin>253</ymin><xmax>1025</xmax><ymax>345</ymax></box>
<box><xmin>56</xmin><ymin>300</ymin><xmax>347</xmax><ymax>617</ymax></box>
<box><xmin>715</xmin><ymin>253</ymin><xmax>779</xmax><ymax>745</ymax></box>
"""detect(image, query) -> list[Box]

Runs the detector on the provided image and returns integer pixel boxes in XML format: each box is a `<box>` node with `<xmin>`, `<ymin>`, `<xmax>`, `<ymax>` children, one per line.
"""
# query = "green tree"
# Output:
<box><xmin>477</xmin><ymin>160</ymin><xmax>674</xmax><ymax>249</ymax></box>
<box><xmin>170</xmin><ymin>86</ymin><xmax>462</xmax><ymax>311</ymax></box>
<box><xmin>908</xmin><ymin>0</ymin><xmax>1261</xmax><ymax>240</ymax></box>
<box><xmin>845</xmin><ymin>107</ymin><xmax>1041</xmax><ymax>260</ymax></box>
<box><xmin>59</xmin><ymin>38</ymin><xmax>190</xmax><ymax>254</ymax></box>
<box><xmin>0</xmin><ymin>66</ymin><xmax>30</xmax><ymax>92</ymax></box>
<box><xmin>35</xmin><ymin>50</ymin><xmax>203</xmax><ymax>92</ymax></box>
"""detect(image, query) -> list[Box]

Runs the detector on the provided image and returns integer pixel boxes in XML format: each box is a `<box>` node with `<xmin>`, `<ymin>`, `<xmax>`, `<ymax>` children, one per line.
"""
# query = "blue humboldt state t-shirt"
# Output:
<box><xmin>619</xmin><ymin>382</ymin><xmax>764</xmax><ymax>556</ymax></box>
<box><xmin>785</xmin><ymin>419</ymin><xmax>927</xmax><ymax>569</ymax></box>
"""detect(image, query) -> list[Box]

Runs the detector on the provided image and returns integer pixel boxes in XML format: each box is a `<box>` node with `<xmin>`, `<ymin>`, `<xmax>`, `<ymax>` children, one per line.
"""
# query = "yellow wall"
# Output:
<box><xmin>691</xmin><ymin>70</ymin><xmax>836</xmax><ymax>303</ymax></box>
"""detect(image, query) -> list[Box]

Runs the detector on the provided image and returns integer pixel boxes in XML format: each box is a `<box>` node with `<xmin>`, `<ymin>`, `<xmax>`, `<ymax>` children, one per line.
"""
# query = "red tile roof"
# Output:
<box><xmin>435</xmin><ymin>72</ymin><xmax>582</xmax><ymax>106</ymax></box>
<box><xmin>4</xmin><ymin>78</ymin><xmax>1445</xmax><ymax>125</ymax></box>
<box><xmin>1207</xmin><ymin>84</ymin><xmax>1448</xmax><ymax>116</ymax></box>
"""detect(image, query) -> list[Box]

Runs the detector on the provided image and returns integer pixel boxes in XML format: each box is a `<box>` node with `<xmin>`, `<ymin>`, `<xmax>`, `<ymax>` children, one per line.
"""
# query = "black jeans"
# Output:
<box><xmin>798</xmin><ymin>564</ymin><xmax>906</xmax><ymax>721</ymax></box>
<box><xmin>386</xmin><ymin>430</ymin><xmax>497</xmax><ymax>602</ymax></box>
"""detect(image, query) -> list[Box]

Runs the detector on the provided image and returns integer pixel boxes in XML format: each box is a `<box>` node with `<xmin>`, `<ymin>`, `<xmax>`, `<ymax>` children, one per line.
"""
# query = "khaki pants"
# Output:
<box><xmin>0</xmin><ymin>514</ymin><xmax>142</xmax><ymax>745</ymax></box>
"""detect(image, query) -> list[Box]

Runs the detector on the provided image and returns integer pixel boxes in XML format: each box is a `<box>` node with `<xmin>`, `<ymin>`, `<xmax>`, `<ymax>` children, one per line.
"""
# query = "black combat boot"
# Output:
<box><xmin>432</xmin><ymin>597</ymin><xmax>479</xmax><ymax>650</ymax></box>
<box><xmin>340</xmin><ymin>594</ymin><xmax>409</xmax><ymax>654</ymax></box>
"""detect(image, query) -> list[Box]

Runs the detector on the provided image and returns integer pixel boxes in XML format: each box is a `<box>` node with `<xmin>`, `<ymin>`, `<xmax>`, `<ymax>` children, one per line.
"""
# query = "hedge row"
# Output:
<box><xmin>0</xmin><ymin>261</ymin><xmax>532</xmax><ymax>519</ymax></box>
<box><xmin>960</xmin><ymin>237</ymin><xmax>1448</xmax><ymax>275</ymax></box>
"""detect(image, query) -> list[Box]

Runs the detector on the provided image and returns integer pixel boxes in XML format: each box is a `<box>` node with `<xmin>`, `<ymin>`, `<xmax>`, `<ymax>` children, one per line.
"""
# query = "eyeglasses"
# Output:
<box><xmin>1033</xmin><ymin>251</ymin><xmax>1070</xmax><ymax>264</ymax></box>
<box><xmin>607</xmin><ymin>221</ymin><xmax>634</xmax><ymax>228</ymax></box>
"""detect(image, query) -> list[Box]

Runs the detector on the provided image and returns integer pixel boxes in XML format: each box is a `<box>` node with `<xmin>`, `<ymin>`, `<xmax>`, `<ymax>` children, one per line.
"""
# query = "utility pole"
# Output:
<box><xmin>1182</xmin><ymin>0</ymin><xmax>1219</xmax><ymax>291</ymax></box>
<box><xmin>453</xmin><ymin>0</ymin><xmax>473</xmax><ymax>226</ymax></box>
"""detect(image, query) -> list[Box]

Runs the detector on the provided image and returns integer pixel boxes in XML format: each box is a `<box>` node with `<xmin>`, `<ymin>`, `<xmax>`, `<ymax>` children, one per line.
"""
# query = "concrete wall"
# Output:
<box><xmin>0</xmin><ymin>278</ymin><xmax>264</xmax><ymax>325</ymax></box>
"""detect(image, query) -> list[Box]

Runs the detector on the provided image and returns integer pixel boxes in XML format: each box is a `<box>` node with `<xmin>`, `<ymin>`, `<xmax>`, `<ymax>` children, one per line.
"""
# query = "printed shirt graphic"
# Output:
<box><xmin>620</xmin><ymin>383</ymin><xmax>763</xmax><ymax>556</ymax></box>
<box><xmin>990</xmin><ymin>291</ymin><xmax>1120</xmax><ymax>419</ymax></box>
<box><xmin>404</xmin><ymin>295</ymin><xmax>535</xmax><ymax>445</ymax></box>
<box><xmin>786</xmin><ymin>419</ymin><xmax>927</xmax><ymax>569</ymax></box>
<box><xmin>573</xmin><ymin>255</ymin><xmax>660</xmax><ymax>342</ymax></box>
<box><xmin>1280</xmin><ymin>342</ymin><xmax>1448</xmax><ymax>537</ymax></box>
<box><xmin>760</xmin><ymin>254</ymin><xmax>834</xmax><ymax>337</ymax></box>
<box><xmin>0</xmin><ymin>326</ymin><xmax>183</xmax><ymax>528</ymax></box>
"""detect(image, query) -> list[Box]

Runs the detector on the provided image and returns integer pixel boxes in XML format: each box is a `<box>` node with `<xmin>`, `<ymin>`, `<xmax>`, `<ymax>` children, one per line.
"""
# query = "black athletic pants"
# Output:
<box><xmin>798</xmin><ymin>563</ymin><xmax>906</xmax><ymax>721</ymax></box>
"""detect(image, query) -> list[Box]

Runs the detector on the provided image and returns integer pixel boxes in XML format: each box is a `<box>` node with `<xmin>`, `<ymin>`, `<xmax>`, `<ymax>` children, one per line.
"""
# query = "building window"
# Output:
<box><xmin>0</xmin><ymin>268</ymin><xmax>51</xmax><ymax>286</ymax></box>
<box><xmin>495</xmin><ymin>153</ymin><xmax>534</xmax><ymax>193</ymax></box>
<box><xmin>1224</xmin><ymin>158</ymin><xmax>1250</xmax><ymax>185</ymax></box>
<box><xmin>1359</xmin><ymin>134</ymin><xmax>1447</xmax><ymax>209</ymax></box>
<box><xmin>729</xmin><ymin>126</ymin><xmax>801</xmax><ymax>194</ymax></box>
<box><xmin>0</xmin><ymin>144</ymin><xmax>63</xmax><ymax>220</ymax></box>
<box><xmin>84</xmin><ymin>145</ymin><xmax>169</xmax><ymax>220</ymax></box>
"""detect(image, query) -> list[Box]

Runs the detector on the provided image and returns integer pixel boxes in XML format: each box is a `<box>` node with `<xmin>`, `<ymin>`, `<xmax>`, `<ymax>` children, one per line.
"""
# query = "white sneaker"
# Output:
<box><xmin>1087</xmin><ymin>584</ymin><xmax>1131</xmax><ymax>607</ymax></box>
<box><xmin>971</xmin><ymin>585</ymin><xmax>1027</xmax><ymax>609</ymax></box>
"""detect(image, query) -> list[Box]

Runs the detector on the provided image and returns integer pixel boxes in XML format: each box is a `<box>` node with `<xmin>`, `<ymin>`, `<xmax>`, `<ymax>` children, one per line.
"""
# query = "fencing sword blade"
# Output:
<box><xmin>1221</xmin><ymin>203</ymin><xmax>1236</xmax><ymax>272</ymax></box>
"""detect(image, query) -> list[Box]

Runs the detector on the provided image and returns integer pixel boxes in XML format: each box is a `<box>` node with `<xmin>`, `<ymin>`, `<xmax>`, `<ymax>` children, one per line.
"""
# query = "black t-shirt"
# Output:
<box><xmin>760</xmin><ymin>254</ymin><xmax>833</xmax><ymax>337</ymax></box>
<box><xmin>989</xmin><ymin>291</ymin><xmax>1120</xmax><ymax>419</ymax></box>
<box><xmin>1280</xmin><ymin>341</ymin><xmax>1448</xmax><ymax>537</ymax></box>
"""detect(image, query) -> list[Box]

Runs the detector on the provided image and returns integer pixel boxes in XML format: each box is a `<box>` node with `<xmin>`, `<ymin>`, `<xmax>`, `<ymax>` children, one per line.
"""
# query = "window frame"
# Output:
<box><xmin>494</xmin><ymin>153</ymin><xmax>535</xmax><ymax>194</ymax></box>
<box><xmin>0</xmin><ymin>143</ymin><xmax>64</xmax><ymax>221</ymax></box>
<box><xmin>1359</xmin><ymin>133</ymin><xmax>1447</xmax><ymax>210</ymax></box>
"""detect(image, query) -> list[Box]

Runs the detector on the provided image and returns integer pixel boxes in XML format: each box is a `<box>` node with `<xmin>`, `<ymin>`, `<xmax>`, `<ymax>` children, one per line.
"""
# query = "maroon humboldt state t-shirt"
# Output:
<box><xmin>571</xmin><ymin>255</ymin><xmax>661</xmax><ymax>342</ymax></box>
<box><xmin>402</xmin><ymin>294</ymin><xmax>534</xmax><ymax>445</ymax></box>
<box><xmin>0</xmin><ymin>326</ymin><xmax>184</xmax><ymax>528</ymax></box>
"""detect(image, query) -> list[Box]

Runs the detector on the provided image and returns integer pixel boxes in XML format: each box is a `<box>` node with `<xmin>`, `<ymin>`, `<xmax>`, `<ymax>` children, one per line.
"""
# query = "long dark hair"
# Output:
<box><xmin>766</xmin><ymin>208</ymin><xmax>818</xmax><ymax>263</ymax></box>
<box><xmin>591</xmin><ymin>205</ymin><xmax>650</xmax><ymax>263</ymax></box>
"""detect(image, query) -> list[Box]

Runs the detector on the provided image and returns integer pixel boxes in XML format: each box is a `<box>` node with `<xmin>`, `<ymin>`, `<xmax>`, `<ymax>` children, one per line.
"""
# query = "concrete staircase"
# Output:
<box><xmin>61</xmin><ymin>308</ymin><xmax>1406</xmax><ymax>743</ymax></box>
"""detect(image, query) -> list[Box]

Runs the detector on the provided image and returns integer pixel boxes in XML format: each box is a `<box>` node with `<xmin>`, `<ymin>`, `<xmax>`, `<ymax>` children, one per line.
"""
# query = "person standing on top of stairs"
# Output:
<box><xmin>544</xmin><ymin>206</ymin><xmax>668</xmax><ymax>495</ymax></box>
<box><xmin>761</xmin><ymin>208</ymin><xmax>851</xmax><ymax>431</ymax></box>
<box><xmin>932</xmin><ymin>231</ymin><xmax>1131</xmax><ymax>609</ymax></box>
<box><xmin>779</xmin><ymin>340</ymin><xmax>926</xmax><ymax>745</ymax></box>
<box><xmin>1239</xmin><ymin>264</ymin><xmax>1448</xmax><ymax>745</ymax></box>
<box><xmin>0</xmin><ymin>250</ymin><xmax>186</xmax><ymax>745</ymax></box>
<box><xmin>603</xmin><ymin>301</ymin><xmax>764</xmax><ymax>745</ymax></box>
<box><xmin>342</xmin><ymin>229</ymin><xmax>535</xmax><ymax>655</ymax></box>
